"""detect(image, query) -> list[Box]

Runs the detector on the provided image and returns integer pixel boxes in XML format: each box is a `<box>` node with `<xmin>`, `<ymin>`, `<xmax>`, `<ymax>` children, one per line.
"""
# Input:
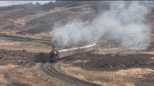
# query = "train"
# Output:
<box><xmin>49</xmin><ymin>43</ymin><xmax>97</xmax><ymax>61</ymax></box>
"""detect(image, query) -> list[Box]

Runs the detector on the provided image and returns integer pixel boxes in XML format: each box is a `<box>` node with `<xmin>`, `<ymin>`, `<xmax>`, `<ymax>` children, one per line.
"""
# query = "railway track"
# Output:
<box><xmin>41</xmin><ymin>62</ymin><xmax>101</xmax><ymax>86</ymax></box>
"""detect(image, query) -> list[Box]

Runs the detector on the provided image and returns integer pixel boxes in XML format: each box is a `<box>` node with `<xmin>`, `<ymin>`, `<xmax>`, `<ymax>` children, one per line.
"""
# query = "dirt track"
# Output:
<box><xmin>40</xmin><ymin>62</ymin><xmax>101</xmax><ymax>86</ymax></box>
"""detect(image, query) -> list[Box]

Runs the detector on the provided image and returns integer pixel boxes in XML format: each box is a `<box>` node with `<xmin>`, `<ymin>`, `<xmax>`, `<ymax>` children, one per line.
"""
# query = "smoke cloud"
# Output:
<box><xmin>52</xmin><ymin>1</ymin><xmax>151</xmax><ymax>50</ymax></box>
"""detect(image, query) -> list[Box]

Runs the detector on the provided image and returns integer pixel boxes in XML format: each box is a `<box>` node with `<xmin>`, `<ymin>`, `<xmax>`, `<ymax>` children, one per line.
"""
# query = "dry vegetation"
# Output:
<box><xmin>0</xmin><ymin>1</ymin><xmax>153</xmax><ymax>86</ymax></box>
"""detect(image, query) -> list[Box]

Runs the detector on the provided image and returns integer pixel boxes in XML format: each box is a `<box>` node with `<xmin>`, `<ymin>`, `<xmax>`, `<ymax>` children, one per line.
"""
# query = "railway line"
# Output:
<box><xmin>40</xmin><ymin>62</ymin><xmax>101</xmax><ymax>86</ymax></box>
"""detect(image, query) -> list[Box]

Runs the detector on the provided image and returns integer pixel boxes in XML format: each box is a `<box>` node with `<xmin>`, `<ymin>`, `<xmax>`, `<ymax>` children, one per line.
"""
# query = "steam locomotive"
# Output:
<box><xmin>49</xmin><ymin>43</ymin><xmax>96</xmax><ymax>61</ymax></box>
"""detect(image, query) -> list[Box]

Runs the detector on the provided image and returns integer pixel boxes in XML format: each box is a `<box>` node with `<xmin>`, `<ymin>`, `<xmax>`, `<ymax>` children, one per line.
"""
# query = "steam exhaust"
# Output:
<box><xmin>51</xmin><ymin>1</ymin><xmax>151</xmax><ymax>50</ymax></box>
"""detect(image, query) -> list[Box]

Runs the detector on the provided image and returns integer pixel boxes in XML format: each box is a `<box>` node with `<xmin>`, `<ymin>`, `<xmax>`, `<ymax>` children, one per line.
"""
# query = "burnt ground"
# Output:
<box><xmin>0</xmin><ymin>1</ymin><xmax>153</xmax><ymax>86</ymax></box>
<box><xmin>0</xmin><ymin>47</ymin><xmax>154</xmax><ymax>86</ymax></box>
<box><xmin>0</xmin><ymin>36</ymin><xmax>153</xmax><ymax>86</ymax></box>
<box><xmin>62</xmin><ymin>49</ymin><xmax>154</xmax><ymax>86</ymax></box>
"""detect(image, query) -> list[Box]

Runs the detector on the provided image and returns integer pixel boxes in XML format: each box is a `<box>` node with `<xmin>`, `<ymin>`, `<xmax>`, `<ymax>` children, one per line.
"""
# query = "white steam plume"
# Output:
<box><xmin>52</xmin><ymin>1</ymin><xmax>151</xmax><ymax>50</ymax></box>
